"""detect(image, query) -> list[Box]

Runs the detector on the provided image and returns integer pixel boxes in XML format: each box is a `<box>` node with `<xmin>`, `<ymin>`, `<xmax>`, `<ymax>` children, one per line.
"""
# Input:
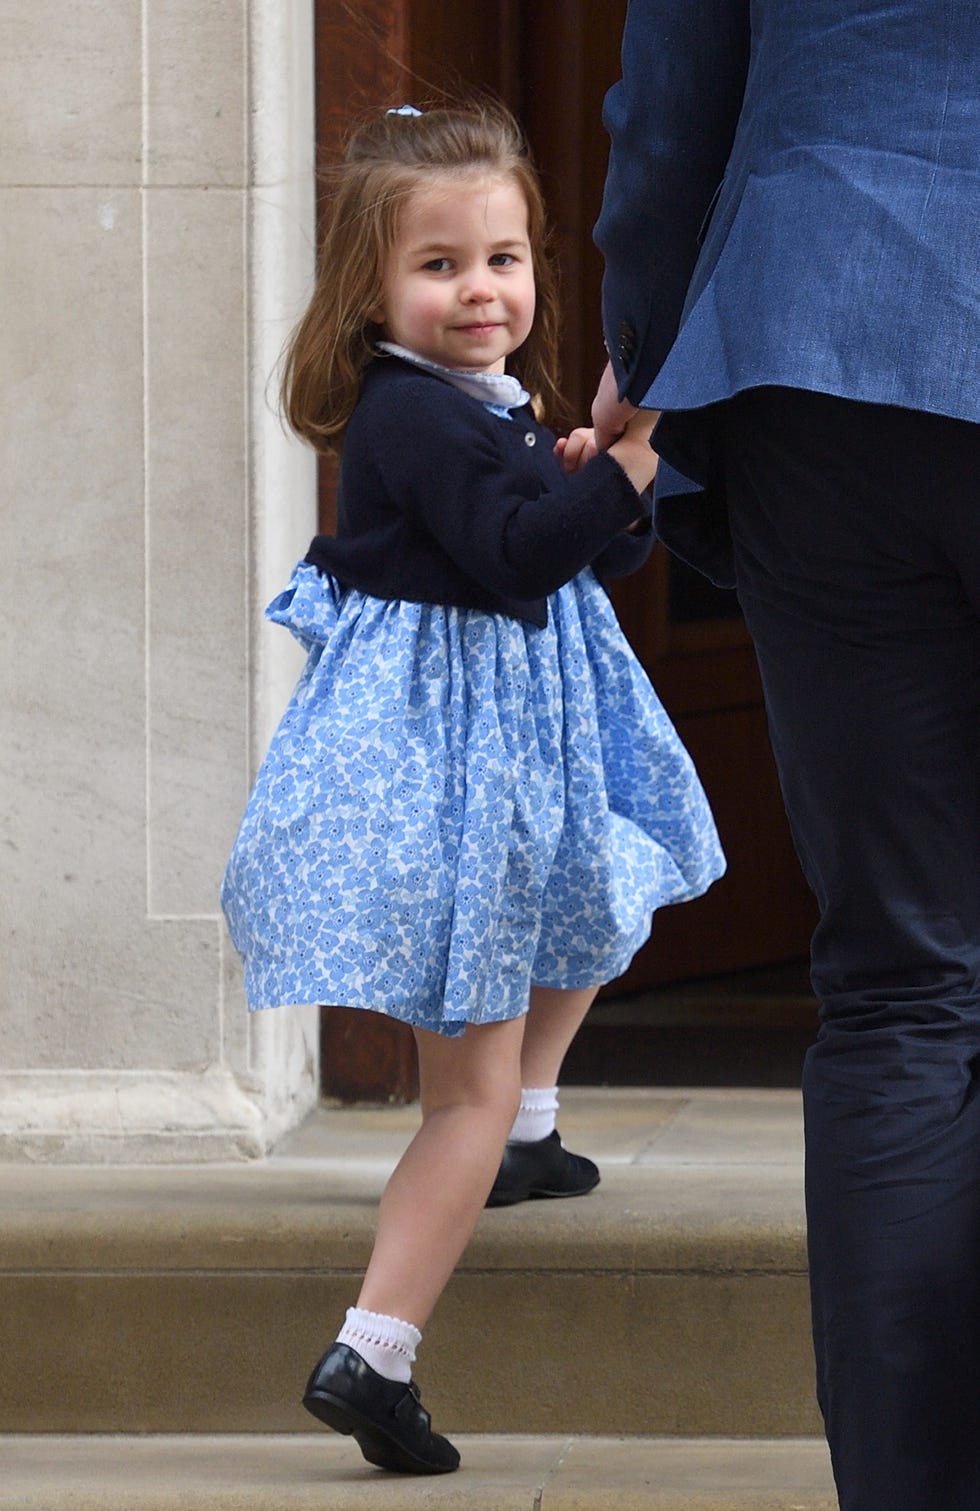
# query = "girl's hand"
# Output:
<box><xmin>608</xmin><ymin>407</ymin><xmax>660</xmax><ymax>494</ymax></box>
<box><xmin>554</xmin><ymin>427</ymin><xmax>598</xmax><ymax>475</ymax></box>
<box><xmin>556</xmin><ymin>413</ymin><xmax>659</xmax><ymax>496</ymax></box>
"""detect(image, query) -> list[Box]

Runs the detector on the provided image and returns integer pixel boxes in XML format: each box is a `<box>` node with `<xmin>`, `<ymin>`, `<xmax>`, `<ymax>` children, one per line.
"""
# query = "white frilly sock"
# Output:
<box><xmin>508</xmin><ymin>1085</ymin><xmax>560</xmax><ymax>1144</ymax></box>
<box><xmin>336</xmin><ymin>1306</ymin><xmax>422</xmax><ymax>1384</ymax></box>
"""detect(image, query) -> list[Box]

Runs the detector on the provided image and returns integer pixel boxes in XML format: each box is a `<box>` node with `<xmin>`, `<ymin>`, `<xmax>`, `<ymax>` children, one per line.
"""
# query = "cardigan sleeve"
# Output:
<box><xmin>591</xmin><ymin>518</ymin><xmax>655</xmax><ymax>580</ymax></box>
<box><xmin>371</xmin><ymin>387</ymin><xmax>651</xmax><ymax>601</ymax></box>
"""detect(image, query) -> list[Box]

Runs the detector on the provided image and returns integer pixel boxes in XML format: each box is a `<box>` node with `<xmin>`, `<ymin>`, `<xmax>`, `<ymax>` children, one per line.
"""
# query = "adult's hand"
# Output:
<box><xmin>591</xmin><ymin>359</ymin><xmax>641</xmax><ymax>450</ymax></box>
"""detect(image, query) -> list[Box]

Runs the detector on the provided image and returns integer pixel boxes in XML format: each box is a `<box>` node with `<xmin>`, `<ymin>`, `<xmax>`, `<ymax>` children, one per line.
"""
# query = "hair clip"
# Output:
<box><xmin>387</xmin><ymin>104</ymin><xmax>423</xmax><ymax>117</ymax></box>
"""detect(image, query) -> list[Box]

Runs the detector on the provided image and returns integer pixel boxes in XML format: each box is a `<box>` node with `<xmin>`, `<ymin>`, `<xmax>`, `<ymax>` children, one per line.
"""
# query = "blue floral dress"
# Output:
<box><xmin>222</xmin><ymin>358</ymin><xmax>725</xmax><ymax>1037</ymax></box>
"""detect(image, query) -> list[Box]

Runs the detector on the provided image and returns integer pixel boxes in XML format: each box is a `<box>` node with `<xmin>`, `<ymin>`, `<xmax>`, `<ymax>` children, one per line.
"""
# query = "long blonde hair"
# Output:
<box><xmin>282</xmin><ymin>103</ymin><xmax>563</xmax><ymax>454</ymax></box>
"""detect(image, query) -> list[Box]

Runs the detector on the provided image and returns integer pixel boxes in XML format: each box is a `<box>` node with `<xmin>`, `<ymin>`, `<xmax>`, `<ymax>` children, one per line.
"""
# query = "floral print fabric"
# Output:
<box><xmin>221</xmin><ymin>562</ymin><xmax>725</xmax><ymax>1036</ymax></box>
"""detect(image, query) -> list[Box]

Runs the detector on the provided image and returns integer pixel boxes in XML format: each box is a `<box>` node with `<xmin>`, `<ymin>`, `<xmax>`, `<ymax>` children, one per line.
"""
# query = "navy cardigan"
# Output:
<box><xmin>305</xmin><ymin>357</ymin><xmax>653</xmax><ymax>628</ymax></box>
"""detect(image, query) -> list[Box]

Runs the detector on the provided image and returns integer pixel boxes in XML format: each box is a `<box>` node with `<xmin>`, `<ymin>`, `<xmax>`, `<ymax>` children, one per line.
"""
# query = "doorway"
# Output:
<box><xmin>312</xmin><ymin>0</ymin><xmax>818</xmax><ymax>1099</ymax></box>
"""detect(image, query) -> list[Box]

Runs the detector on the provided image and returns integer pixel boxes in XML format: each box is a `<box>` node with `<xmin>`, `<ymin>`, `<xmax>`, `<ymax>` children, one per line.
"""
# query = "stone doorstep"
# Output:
<box><xmin>0</xmin><ymin>1090</ymin><xmax>819</xmax><ymax>1438</ymax></box>
<box><xmin>1</xmin><ymin>1088</ymin><xmax>807</xmax><ymax>1275</ymax></box>
<box><xmin>0</xmin><ymin>1434</ymin><xmax>839</xmax><ymax>1510</ymax></box>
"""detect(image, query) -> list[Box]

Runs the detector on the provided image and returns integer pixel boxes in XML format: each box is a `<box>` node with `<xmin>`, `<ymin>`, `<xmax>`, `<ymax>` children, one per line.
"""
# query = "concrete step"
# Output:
<box><xmin>0</xmin><ymin>1433</ymin><xmax>837</xmax><ymax>1509</ymax></box>
<box><xmin>0</xmin><ymin>1089</ymin><xmax>819</xmax><ymax>1438</ymax></box>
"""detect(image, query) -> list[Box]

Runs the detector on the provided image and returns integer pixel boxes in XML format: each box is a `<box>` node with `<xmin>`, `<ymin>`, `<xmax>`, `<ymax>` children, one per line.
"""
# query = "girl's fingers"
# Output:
<box><xmin>556</xmin><ymin>427</ymin><xmax>598</xmax><ymax>474</ymax></box>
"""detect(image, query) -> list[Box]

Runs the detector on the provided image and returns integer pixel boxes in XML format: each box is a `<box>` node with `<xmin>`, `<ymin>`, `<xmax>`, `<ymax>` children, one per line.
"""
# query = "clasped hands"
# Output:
<box><xmin>554</xmin><ymin>359</ymin><xmax>660</xmax><ymax>496</ymax></box>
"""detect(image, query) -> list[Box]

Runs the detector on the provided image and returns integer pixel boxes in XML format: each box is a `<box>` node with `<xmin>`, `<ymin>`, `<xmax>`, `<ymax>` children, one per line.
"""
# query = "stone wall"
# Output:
<box><xmin>0</xmin><ymin>1</ymin><xmax>321</xmax><ymax>1159</ymax></box>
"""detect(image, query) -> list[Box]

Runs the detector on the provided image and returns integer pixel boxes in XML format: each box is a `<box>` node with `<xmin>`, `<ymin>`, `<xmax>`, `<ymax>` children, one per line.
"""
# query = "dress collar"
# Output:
<box><xmin>377</xmin><ymin>342</ymin><xmax>531</xmax><ymax>411</ymax></box>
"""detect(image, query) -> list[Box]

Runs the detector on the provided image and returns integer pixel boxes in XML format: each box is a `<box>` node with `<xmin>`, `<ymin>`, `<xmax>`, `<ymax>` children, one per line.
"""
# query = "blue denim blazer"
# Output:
<box><xmin>595</xmin><ymin>0</ymin><xmax>980</xmax><ymax>583</ymax></box>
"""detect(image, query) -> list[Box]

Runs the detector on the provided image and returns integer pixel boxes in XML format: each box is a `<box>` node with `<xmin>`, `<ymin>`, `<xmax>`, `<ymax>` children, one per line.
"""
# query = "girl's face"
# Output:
<box><xmin>373</xmin><ymin>173</ymin><xmax>536</xmax><ymax>374</ymax></box>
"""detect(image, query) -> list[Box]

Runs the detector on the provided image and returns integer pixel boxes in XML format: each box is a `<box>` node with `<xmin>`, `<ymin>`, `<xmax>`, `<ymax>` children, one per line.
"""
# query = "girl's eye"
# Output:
<box><xmin>423</xmin><ymin>257</ymin><xmax>452</xmax><ymax>273</ymax></box>
<box><xmin>489</xmin><ymin>253</ymin><xmax>515</xmax><ymax>267</ymax></box>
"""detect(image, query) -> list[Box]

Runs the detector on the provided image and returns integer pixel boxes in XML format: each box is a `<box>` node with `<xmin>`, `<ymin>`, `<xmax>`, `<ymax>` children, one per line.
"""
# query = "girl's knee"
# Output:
<box><xmin>415</xmin><ymin>1018</ymin><xmax>524</xmax><ymax>1122</ymax></box>
<box><xmin>418</xmin><ymin>1084</ymin><xmax>520</xmax><ymax>1141</ymax></box>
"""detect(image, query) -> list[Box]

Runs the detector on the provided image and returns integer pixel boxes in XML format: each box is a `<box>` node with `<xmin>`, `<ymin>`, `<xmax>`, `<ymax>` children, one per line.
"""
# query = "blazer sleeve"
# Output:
<box><xmin>376</xmin><ymin>393</ymin><xmax>650</xmax><ymax>601</ymax></box>
<box><xmin>594</xmin><ymin>0</ymin><xmax>751</xmax><ymax>406</ymax></box>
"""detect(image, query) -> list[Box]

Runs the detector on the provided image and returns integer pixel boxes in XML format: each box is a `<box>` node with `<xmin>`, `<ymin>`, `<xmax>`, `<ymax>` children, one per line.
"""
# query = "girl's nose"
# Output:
<box><xmin>460</xmin><ymin>271</ymin><xmax>494</xmax><ymax>303</ymax></box>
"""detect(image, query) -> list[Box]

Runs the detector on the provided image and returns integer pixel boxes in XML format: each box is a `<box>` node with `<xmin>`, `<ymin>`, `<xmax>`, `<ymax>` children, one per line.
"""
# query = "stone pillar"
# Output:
<box><xmin>0</xmin><ymin>1</ymin><xmax>320</xmax><ymax>1160</ymax></box>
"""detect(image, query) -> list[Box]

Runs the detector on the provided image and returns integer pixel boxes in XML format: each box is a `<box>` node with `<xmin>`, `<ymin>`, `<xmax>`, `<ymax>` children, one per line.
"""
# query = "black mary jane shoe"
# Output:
<box><xmin>486</xmin><ymin>1128</ymin><xmax>601</xmax><ymax>1207</ymax></box>
<box><xmin>302</xmin><ymin>1342</ymin><xmax>460</xmax><ymax>1475</ymax></box>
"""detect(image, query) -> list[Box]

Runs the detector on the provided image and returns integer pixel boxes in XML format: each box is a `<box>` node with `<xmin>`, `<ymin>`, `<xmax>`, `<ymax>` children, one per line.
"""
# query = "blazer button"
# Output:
<box><xmin>524</xmin><ymin>431</ymin><xmax>536</xmax><ymax>446</ymax></box>
<box><xmin>617</xmin><ymin>318</ymin><xmax>636</xmax><ymax>366</ymax></box>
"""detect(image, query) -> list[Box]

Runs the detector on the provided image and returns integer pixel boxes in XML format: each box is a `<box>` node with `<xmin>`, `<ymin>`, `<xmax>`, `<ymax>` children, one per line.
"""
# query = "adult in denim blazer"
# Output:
<box><xmin>592</xmin><ymin>5</ymin><xmax>980</xmax><ymax>1509</ymax></box>
<box><xmin>594</xmin><ymin>0</ymin><xmax>978</xmax><ymax>581</ymax></box>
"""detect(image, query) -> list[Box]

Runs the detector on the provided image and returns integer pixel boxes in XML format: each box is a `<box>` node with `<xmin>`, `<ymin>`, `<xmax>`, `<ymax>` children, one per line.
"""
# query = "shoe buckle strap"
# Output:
<box><xmin>397</xmin><ymin>1381</ymin><xmax>429</xmax><ymax>1428</ymax></box>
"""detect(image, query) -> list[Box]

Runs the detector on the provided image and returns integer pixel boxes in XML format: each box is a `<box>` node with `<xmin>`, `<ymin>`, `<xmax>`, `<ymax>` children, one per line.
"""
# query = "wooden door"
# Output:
<box><xmin>312</xmin><ymin>0</ymin><xmax>816</xmax><ymax>1097</ymax></box>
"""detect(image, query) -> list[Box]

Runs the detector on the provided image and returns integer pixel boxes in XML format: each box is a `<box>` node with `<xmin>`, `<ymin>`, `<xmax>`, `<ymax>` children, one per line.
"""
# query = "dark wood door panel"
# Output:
<box><xmin>407</xmin><ymin>0</ymin><xmax>520</xmax><ymax>105</ymax></box>
<box><xmin>607</xmin><ymin>703</ymin><xmax>817</xmax><ymax>992</ymax></box>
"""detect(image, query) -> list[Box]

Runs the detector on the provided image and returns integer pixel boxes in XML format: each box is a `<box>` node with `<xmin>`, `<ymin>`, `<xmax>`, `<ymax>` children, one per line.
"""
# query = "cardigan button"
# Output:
<box><xmin>523</xmin><ymin>431</ymin><xmax>536</xmax><ymax>447</ymax></box>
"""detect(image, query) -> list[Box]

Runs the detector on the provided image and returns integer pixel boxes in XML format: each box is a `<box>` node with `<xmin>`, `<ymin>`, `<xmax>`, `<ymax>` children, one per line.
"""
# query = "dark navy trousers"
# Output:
<box><xmin>720</xmin><ymin>388</ymin><xmax>980</xmax><ymax>1511</ymax></box>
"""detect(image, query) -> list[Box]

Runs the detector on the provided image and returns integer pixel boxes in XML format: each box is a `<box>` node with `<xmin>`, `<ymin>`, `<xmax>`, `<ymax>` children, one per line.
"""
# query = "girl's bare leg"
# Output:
<box><xmin>355</xmin><ymin>1014</ymin><xmax>525</xmax><ymax>1329</ymax></box>
<box><xmin>519</xmin><ymin>984</ymin><xmax>601</xmax><ymax>1088</ymax></box>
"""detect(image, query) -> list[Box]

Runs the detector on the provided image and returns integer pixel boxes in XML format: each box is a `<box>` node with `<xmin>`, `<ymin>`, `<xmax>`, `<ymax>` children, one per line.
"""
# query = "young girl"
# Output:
<box><xmin>222</xmin><ymin>102</ymin><xmax>724</xmax><ymax>1475</ymax></box>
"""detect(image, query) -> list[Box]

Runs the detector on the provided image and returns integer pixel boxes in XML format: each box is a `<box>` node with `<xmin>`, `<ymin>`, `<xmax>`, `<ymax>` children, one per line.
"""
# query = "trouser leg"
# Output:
<box><xmin>721</xmin><ymin>389</ymin><xmax>980</xmax><ymax>1510</ymax></box>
